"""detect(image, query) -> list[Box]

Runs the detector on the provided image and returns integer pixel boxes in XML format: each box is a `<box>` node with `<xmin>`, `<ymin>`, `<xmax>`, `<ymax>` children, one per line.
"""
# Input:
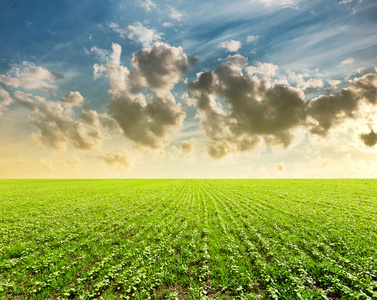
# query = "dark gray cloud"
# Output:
<box><xmin>189</xmin><ymin>56</ymin><xmax>377</xmax><ymax>159</ymax></box>
<box><xmin>307</xmin><ymin>73</ymin><xmax>377</xmax><ymax>135</ymax></box>
<box><xmin>94</xmin><ymin>42</ymin><xmax>188</xmax><ymax>149</ymax></box>
<box><xmin>130</xmin><ymin>42</ymin><xmax>188</xmax><ymax>94</ymax></box>
<box><xmin>360</xmin><ymin>130</ymin><xmax>377</xmax><ymax>147</ymax></box>
<box><xmin>188</xmin><ymin>58</ymin><xmax>307</xmax><ymax>159</ymax></box>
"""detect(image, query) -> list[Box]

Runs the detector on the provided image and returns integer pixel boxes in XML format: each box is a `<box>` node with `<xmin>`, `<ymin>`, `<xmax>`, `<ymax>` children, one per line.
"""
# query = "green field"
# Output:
<box><xmin>1</xmin><ymin>179</ymin><xmax>376</xmax><ymax>299</ymax></box>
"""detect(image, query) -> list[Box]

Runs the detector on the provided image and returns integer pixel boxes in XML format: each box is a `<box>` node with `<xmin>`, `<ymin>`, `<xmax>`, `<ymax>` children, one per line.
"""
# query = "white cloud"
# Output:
<box><xmin>59</xmin><ymin>91</ymin><xmax>85</xmax><ymax>107</ymax></box>
<box><xmin>287</xmin><ymin>71</ymin><xmax>324</xmax><ymax>90</ymax></box>
<box><xmin>246</xmin><ymin>62</ymin><xmax>279</xmax><ymax>78</ymax></box>
<box><xmin>0</xmin><ymin>62</ymin><xmax>64</xmax><ymax>91</ymax></box>
<box><xmin>138</xmin><ymin>0</ymin><xmax>156</xmax><ymax>11</ymax></box>
<box><xmin>0</xmin><ymin>89</ymin><xmax>13</xmax><ymax>116</ymax></box>
<box><xmin>169</xmin><ymin>6</ymin><xmax>184</xmax><ymax>21</ymax></box>
<box><xmin>246</xmin><ymin>35</ymin><xmax>260</xmax><ymax>43</ymax></box>
<box><xmin>91</xmin><ymin>46</ymin><xmax>111</xmax><ymax>62</ymax></box>
<box><xmin>257</xmin><ymin>0</ymin><xmax>297</xmax><ymax>8</ymax></box>
<box><xmin>339</xmin><ymin>0</ymin><xmax>354</xmax><ymax>4</ymax></box>
<box><xmin>328</xmin><ymin>79</ymin><xmax>342</xmax><ymax>89</ymax></box>
<box><xmin>109</xmin><ymin>22</ymin><xmax>162</xmax><ymax>48</ymax></box>
<box><xmin>162</xmin><ymin>22</ymin><xmax>173</xmax><ymax>27</ymax></box>
<box><xmin>219</xmin><ymin>40</ymin><xmax>242</xmax><ymax>52</ymax></box>
<box><xmin>341</xmin><ymin>57</ymin><xmax>354</xmax><ymax>65</ymax></box>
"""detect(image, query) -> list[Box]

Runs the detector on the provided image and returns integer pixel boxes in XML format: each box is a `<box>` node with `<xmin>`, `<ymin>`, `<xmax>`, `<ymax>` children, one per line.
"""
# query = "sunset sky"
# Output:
<box><xmin>1</xmin><ymin>0</ymin><xmax>377</xmax><ymax>178</ymax></box>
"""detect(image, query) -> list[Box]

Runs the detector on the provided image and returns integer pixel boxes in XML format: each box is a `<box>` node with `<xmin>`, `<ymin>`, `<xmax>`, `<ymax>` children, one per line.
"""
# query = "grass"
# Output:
<box><xmin>0</xmin><ymin>179</ymin><xmax>376</xmax><ymax>299</ymax></box>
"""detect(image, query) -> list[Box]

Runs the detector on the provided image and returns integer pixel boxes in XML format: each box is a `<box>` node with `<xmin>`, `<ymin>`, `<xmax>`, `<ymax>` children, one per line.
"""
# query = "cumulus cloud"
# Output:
<box><xmin>287</xmin><ymin>71</ymin><xmax>324</xmax><ymax>90</ymax></box>
<box><xmin>188</xmin><ymin>55</ymin><xmax>377</xmax><ymax>159</ymax></box>
<box><xmin>360</xmin><ymin>130</ymin><xmax>377</xmax><ymax>147</ymax></box>
<box><xmin>0</xmin><ymin>89</ymin><xmax>13</xmax><ymax>115</ymax></box>
<box><xmin>219</xmin><ymin>40</ymin><xmax>242</xmax><ymax>52</ymax></box>
<box><xmin>14</xmin><ymin>91</ymin><xmax>110</xmax><ymax>150</ymax></box>
<box><xmin>307</xmin><ymin>73</ymin><xmax>377</xmax><ymax>135</ymax></box>
<box><xmin>0</xmin><ymin>62</ymin><xmax>64</xmax><ymax>91</ymax></box>
<box><xmin>246</xmin><ymin>62</ymin><xmax>279</xmax><ymax>78</ymax></box>
<box><xmin>109</xmin><ymin>22</ymin><xmax>162</xmax><ymax>48</ymax></box>
<box><xmin>138</xmin><ymin>0</ymin><xmax>156</xmax><ymax>11</ymax></box>
<box><xmin>328</xmin><ymin>79</ymin><xmax>342</xmax><ymax>89</ymax></box>
<box><xmin>59</xmin><ymin>91</ymin><xmax>85</xmax><ymax>107</ymax></box>
<box><xmin>341</xmin><ymin>57</ymin><xmax>354</xmax><ymax>65</ymax></box>
<box><xmin>188</xmin><ymin>56</ymin><xmax>307</xmax><ymax>159</ymax></box>
<box><xmin>93</xmin><ymin>42</ymin><xmax>188</xmax><ymax>149</ymax></box>
<box><xmin>169</xmin><ymin>6</ymin><xmax>184</xmax><ymax>21</ymax></box>
<box><xmin>99</xmin><ymin>149</ymin><xmax>135</xmax><ymax>169</ymax></box>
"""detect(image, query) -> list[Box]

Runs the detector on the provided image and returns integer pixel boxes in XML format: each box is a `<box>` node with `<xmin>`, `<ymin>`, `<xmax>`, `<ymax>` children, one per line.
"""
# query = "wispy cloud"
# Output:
<box><xmin>138</xmin><ymin>0</ymin><xmax>156</xmax><ymax>11</ymax></box>
<box><xmin>169</xmin><ymin>6</ymin><xmax>184</xmax><ymax>21</ymax></box>
<box><xmin>341</xmin><ymin>57</ymin><xmax>354</xmax><ymax>65</ymax></box>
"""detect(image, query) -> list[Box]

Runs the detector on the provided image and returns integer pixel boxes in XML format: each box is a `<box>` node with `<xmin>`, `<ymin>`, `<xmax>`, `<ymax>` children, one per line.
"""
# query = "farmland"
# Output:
<box><xmin>0</xmin><ymin>179</ymin><xmax>377</xmax><ymax>299</ymax></box>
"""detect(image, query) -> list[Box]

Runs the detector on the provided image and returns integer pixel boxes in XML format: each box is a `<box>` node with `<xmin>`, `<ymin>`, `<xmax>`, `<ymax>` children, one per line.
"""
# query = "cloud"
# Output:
<box><xmin>109</xmin><ymin>22</ymin><xmax>162</xmax><ymax>48</ymax></box>
<box><xmin>138</xmin><ymin>0</ymin><xmax>156</xmax><ymax>11</ymax></box>
<box><xmin>180</xmin><ymin>139</ymin><xmax>196</xmax><ymax>154</ymax></box>
<box><xmin>14</xmin><ymin>91</ymin><xmax>109</xmax><ymax>151</ymax></box>
<box><xmin>339</xmin><ymin>0</ymin><xmax>354</xmax><ymax>4</ymax></box>
<box><xmin>188</xmin><ymin>55</ymin><xmax>199</xmax><ymax>68</ymax></box>
<box><xmin>328</xmin><ymin>79</ymin><xmax>342</xmax><ymax>89</ymax></box>
<box><xmin>99</xmin><ymin>149</ymin><xmax>135</xmax><ymax>169</ymax></box>
<box><xmin>246</xmin><ymin>62</ymin><xmax>279</xmax><ymax>78</ymax></box>
<box><xmin>188</xmin><ymin>56</ymin><xmax>307</xmax><ymax>159</ymax></box>
<box><xmin>341</xmin><ymin>57</ymin><xmax>354</xmax><ymax>65</ymax></box>
<box><xmin>257</xmin><ymin>0</ymin><xmax>297</xmax><ymax>8</ymax></box>
<box><xmin>219</xmin><ymin>40</ymin><xmax>242</xmax><ymax>52</ymax></box>
<box><xmin>307</xmin><ymin>73</ymin><xmax>377</xmax><ymax>136</ymax></box>
<box><xmin>93</xmin><ymin>42</ymin><xmax>188</xmax><ymax>149</ymax></box>
<box><xmin>276</xmin><ymin>163</ymin><xmax>285</xmax><ymax>171</ymax></box>
<box><xmin>189</xmin><ymin>56</ymin><xmax>377</xmax><ymax>159</ymax></box>
<box><xmin>0</xmin><ymin>62</ymin><xmax>64</xmax><ymax>91</ymax></box>
<box><xmin>59</xmin><ymin>91</ymin><xmax>85</xmax><ymax>107</ymax></box>
<box><xmin>169</xmin><ymin>6</ymin><xmax>184</xmax><ymax>21</ymax></box>
<box><xmin>0</xmin><ymin>89</ymin><xmax>13</xmax><ymax>115</ymax></box>
<box><xmin>360</xmin><ymin>130</ymin><xmax>377</xmax><ymax>147</ymax></box>
<box><xmin>91</xmin><ymin>46</ymin><xmax>111</xmax><ymax>62</ymax></box>
<box><xmin>162</xmin><ymin>22</ymin><xmax>173</xmax><ymax>28</ymax></box>
<box><xmin>246</xmin><ymin>35</ymin><xmax>260</xmax><ymax>43</ymax></box>
<box><xmin>287</xmin><ymin>71</ymin><xmax>324</xmax><ymax>90</ymax></box>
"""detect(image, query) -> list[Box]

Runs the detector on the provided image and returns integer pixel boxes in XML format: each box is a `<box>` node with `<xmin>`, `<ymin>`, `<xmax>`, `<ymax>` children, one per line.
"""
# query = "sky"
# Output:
<box><xmin>1</xmin><ymin>0</ymin><xmax>377</xmax><ymax>179</ymax></box>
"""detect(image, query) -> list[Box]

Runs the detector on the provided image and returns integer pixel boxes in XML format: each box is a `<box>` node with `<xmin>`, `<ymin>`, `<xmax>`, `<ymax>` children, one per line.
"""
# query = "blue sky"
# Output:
<box><xmin>1</xmin><ymin>0</ymin><xmax>377</xmax><ymax>178</ymax></box>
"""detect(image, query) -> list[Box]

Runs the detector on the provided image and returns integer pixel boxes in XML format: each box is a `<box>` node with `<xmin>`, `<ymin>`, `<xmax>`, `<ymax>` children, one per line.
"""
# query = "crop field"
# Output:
<box><xmin>0</xmin><ymin>179</ymin><xmax>377</xmax><ymax>299</ymax></box>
